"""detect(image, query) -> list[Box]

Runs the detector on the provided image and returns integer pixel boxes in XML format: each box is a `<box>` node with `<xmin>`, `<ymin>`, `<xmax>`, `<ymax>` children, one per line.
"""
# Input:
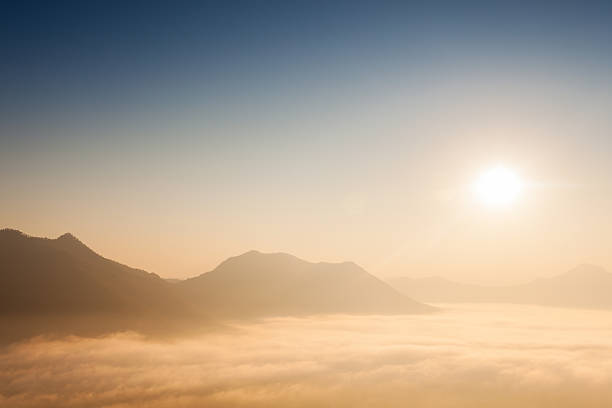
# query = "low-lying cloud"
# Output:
<box><xmin>3</xmin><ymin>304</ymin><xmax>612</xmax><ymax>408</ymax></box>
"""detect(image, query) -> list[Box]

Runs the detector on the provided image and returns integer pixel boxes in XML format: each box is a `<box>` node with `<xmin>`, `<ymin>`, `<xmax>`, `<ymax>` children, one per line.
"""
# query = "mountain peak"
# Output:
<box><xmin>240</xmin><ymin>250</ymin><xmax>263</xmax><ymax>256</ymax></box>
<box><xmin>238</xmin><ymin>250</ymin><xmax>295</xmax><ymax>258</ymax></box>
<box><xmin>560</xmin><ymin>264</ymin><xmax>610</xmax><ymax>280</ymax></box>
<box><xmin>57</xmin><ymin>232</ymin><xmax>80</xmax><ymax>242</ymax></box>
<box><xmin>570</xmin><ymin>263</ymin><xmax>606</xmax><ymax>272</ymax></box>
<box><xmin>229</xmin><ymin>250</ymin><xmax>303</xmax><ymax>264</ymax></box>
<box><xmin>53</xmin><ymin>232</ymin><xmax>97</xmax><ymax>256</ymax></box>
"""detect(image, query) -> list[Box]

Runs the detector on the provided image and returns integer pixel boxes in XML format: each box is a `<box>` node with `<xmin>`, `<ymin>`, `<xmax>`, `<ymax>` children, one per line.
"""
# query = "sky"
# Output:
<box><xmin>2</xmin><ymin>1</ymin><xmax>612</xmax><ymax>283</ymax></box>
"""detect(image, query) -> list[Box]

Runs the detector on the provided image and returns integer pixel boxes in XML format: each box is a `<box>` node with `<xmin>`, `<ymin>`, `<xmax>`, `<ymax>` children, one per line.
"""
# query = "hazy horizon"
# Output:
<box><xmin>3</xmin><ymin>2</ymin><xmax>612</xmax><ymax>407</ymax></box>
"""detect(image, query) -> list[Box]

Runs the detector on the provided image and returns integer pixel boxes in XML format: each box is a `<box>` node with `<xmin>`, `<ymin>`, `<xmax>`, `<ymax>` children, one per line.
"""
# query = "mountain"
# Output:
<box><xmin>0</xmin><ymin>229</ymin><xmax>202</xmax><ymax>342</ymax></box>
<box><xmin>0</xmin><ymin>229</ymin><xmax>433</xmax><ymax>341</ymax></box>
<box><xmin>178</xmin><ymin>250</ymin><xmax>434</xmax><ymax>317</ymax></box>
<box><xmin>0</xmin><ymin>229</ymin><xmax>192</xmax><ymax>316</ymax></box>
<box><xmin>388</xmin><ymin>264</ymin><xmax>612</xmax><ymax>309</ymax></box>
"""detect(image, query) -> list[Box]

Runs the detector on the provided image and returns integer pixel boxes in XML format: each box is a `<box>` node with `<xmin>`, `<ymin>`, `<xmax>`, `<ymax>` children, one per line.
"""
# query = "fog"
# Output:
<box><xmin>3</xmin><ymin>304</ymin><xmax>612</xmax><ymax>408</ymax></box>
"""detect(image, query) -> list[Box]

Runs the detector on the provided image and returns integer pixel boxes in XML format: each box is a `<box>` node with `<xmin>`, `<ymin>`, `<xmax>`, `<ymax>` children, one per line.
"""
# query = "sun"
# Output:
<box><xmin>472</xmin><ymin>166</ymin><xmax>523</xmax><ymax>207</ymax></box>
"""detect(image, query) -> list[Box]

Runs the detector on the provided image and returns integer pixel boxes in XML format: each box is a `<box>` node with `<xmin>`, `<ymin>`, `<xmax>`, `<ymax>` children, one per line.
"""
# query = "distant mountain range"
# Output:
<box><xmin>0</xmin><ymin>229</ymin><xmax>431</xmax><ymax>341</ymax></box>
<box><xmin>388</xmin><ymin>264</ymin><xmax>612</xmax><ymax>309</ymax></box>
<box><xmin>7</xmin><ymin>227</ymin><xmax>608</xmax><ymax>343</ymax></box>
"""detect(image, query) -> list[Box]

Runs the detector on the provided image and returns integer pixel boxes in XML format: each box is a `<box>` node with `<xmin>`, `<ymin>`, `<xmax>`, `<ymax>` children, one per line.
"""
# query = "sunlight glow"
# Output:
<box><xmin>473</xmin><ymin>166</ymin><xmax>523</xmax><ymax>207</ymax></box>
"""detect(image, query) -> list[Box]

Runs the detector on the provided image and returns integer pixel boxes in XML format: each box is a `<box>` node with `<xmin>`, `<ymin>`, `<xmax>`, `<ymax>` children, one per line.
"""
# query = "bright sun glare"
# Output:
<box><xmin>473</xmin><ymin>166</ymin><xmax>523</xmax><ymax>207</ymax></box>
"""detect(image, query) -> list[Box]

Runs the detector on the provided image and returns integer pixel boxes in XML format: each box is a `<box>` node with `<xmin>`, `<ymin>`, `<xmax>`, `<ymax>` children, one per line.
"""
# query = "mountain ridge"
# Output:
<box><xmin>0</xmin><ymin>229</ymin><xmax>434</xmax><ymax>342</ymax></box>
<box><xmin>389</xmin><ymin>264</ymin><xmax>612</xmax><ymax>309</ymax></box>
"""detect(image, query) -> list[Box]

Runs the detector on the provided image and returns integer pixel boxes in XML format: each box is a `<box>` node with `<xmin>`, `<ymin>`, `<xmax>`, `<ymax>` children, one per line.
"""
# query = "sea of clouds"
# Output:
<box><xmin>2</xmin><ymin>304</ymin><xmax>612</xmax><ymax>408</ymax></box>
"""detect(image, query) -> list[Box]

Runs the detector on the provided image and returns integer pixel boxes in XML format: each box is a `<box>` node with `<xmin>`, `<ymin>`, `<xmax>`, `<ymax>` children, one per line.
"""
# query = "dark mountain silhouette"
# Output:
<box><xmin>178</xmin><ymin>250</ymin><xmax>434</xmax><ymax>317</ymax></box>
<box><xmin>0</xmin><ymin>229</ymin><xmax>202</xmax><ymax>342</ymax></box>
<box><xmin>0</xmin><ymin>229</ymin><xmax>191</xmax><ymax>316</ymax></box>
<box><xmin>388</xmin><ymin>264</ymin><xmax>612</xmax><ymax>309</ymax></box>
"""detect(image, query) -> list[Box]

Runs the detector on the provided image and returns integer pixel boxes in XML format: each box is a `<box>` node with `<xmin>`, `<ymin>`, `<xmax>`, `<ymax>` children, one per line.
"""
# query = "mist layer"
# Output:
<box><xmin>2</xmin><ymin>304</ymin><xmax>612</xmax><ymax>407</ymax></box>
